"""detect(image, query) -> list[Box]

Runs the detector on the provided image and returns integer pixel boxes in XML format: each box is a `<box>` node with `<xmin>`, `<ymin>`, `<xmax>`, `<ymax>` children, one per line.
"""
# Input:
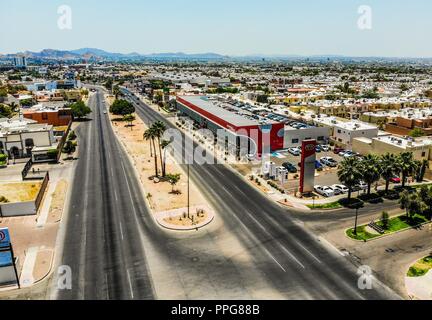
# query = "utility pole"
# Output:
<box><xmin>187</xmin><ymin>162</ymin><xmax>190</xmax><ymax>219</ymax></box>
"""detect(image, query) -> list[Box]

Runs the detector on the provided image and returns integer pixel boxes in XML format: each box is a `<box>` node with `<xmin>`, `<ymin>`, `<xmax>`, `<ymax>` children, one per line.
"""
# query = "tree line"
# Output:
<box><xmin>338</xmin><ymin>152</ymin><xmax>429</xmax><ymax>201</ymax></box>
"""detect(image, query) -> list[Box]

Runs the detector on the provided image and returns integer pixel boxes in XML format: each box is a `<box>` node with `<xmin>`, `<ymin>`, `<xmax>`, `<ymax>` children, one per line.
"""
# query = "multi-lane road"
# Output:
<box><xmin>53</xmin><ymin>88</ymin><xmax>400</xmax><ymax>300</ymax></box>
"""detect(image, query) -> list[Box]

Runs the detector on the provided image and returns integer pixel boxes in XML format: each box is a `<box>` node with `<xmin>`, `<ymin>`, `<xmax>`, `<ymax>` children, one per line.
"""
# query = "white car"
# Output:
<box><xmin>288</xmin><ymin>147</ymin><xmax>301</xmax><ymax>156</ymax></box>
<box><xmin>314</xmin><ymin>185</ymin><xmax>335</xmax><ymax>197</ymax></box>
<box><xmin>343</xmin><ymin>151</ymin><xmax>355</xmax><ymax>158</ymax></box>
<box><xmin>358</xmin><ymin>181</ymin><xmax>368</xmax><ymax>190</ymax></box>
<box><xmin>320</xmin><ymin>156</ymin><xmax>338</xmax><ymax>167</ymax></box>
<box><xmin>321</xmin><ymin>145</ymin><xmax>331</xmax><ymax>152</ymax></box>
<box><xmin>331</xmin><ymin>184</ymin><xmax>349</xmax><ymax>194</ymax></box>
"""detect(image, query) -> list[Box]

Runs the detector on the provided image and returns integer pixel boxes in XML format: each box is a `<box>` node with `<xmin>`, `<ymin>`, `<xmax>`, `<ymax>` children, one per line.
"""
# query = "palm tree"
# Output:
<box><xmin>152</xmin><ymin>121</ymin><xmax>167</xmax><ymax>177</ymax></box>
<box><xmin>397</xmin><ymin>152</ymin><xmax>416</xmax><ymax>188</ymax></box>
<box><xmin>399</xmin><ymin>189</ymin><xmax>410</xmax><ymax>217</ymax></box>
<box><xmin>400</xmin><ymin>189</ymin><xmax>427</xmax><ymax>219</ymax></box>
<box><xmin>337</xmin><ymin>157</ymin><xmax>362</xmax><ymax>201</ymax></box>
<box><xmin>419</xmin><ymin>185</ymin><xmax>432</xmax><ymax>214</ymax></box>
<box><xmin>380</xmin><ymin>153</ymin><xmax>399</xmax><ymax>193</ymax></box>
<box><xmin>361</xmin><ymin>154</ymin><xmax>381</xmax><ymax>196</ymax></box>
<box><xmin>161</xmin><ymin>139</ymin><xmax>171</xmax><ymax>177</ymax></box>
<box><xmin>416</xmin><ymin>159</ymin><xmax>429</xmax><ymax>182</ymax></box>
<box><xmin>144</xmin><ymin>128</ymin><xmax>158</xmax><ymax>176</ymax></box>
<box><xmin>143</xmin><ymin>129</ymin><xmax>153</xmax><ymax>157</ymax></box>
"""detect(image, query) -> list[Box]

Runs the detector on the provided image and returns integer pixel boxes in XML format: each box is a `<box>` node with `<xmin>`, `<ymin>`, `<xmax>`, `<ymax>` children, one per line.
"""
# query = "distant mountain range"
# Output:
<box><xmin>4</xmin><ymin>48</ymin><xmax>230</xmax><ymax>61</ymax></box>
<box><xmin>2</xmin><ymin>48</ymin><xmax>432</xmax><ymax>63</ymax></box>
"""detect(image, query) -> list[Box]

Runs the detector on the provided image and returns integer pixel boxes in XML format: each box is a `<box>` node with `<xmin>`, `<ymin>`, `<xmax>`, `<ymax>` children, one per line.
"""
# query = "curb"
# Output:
<box><xmin>344</xmin><ymin>217</ymin><xmax>432</xmax><ymax>243</ymax></box>
<box><xmin>156</xmin><ymin>214</ymin><xmax>215</xmax><ymax>231</ymax></box>
<box><xmin>107</xmin><ymin>101</ymin><xmax>216</xmax><ymax>232</ymax></box>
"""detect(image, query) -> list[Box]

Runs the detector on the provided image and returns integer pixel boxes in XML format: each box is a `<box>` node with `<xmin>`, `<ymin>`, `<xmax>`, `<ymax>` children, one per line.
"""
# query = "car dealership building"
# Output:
<box><xmin>176</xmin><ymin>95</ymin><xmax>329</xmax><ymax>156</ymax></box>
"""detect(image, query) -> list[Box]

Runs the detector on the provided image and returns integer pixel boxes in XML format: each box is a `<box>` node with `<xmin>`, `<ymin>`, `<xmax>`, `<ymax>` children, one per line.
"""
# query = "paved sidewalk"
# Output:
<box><xmin>0</xmin><ymin>165</ymin><xmax>71</xmax><ymax>292</ymax></box>
<box><xmin>406</xmin><ymin>271</ymin><xmax>432</xmax><ymax>300</ymax></box>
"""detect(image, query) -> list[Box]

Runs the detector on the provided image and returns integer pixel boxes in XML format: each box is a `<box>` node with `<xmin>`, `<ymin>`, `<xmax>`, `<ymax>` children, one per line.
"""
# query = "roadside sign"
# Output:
<box><xmin>0</xmin><ymin>228</ymin><xmax>11</xmax><ymax>249</ymax></box>
<box><xmin>300</xmin><ymin>139</ymin><xmax>317</xmax><ymax>194</ymax></box>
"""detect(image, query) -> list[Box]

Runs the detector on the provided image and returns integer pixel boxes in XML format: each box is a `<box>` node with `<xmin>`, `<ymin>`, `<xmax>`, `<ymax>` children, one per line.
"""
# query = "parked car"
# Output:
<box><xmin>315</xmin><ymin>160</ymin><xmax>323</xmax><ymax>170</ymax></box>
<box><xmin>342</xmin><ymin>151</ymin><xmax>356</xmax><ymax>158</ymax></box>
<box><xmin>331</xmin><ymin>184</ymin><xmax>349</xmax><ymax>194</ymax></box>
<box><xmin>390</xmin><ymin>176</ymin><xmax>401</xmax><ymax>183</ymax></box>
<box><xmin>320</xmin><ymin>156</ymin><xmax>338</xmax><ymax>167</ymax></box>
<box><xmin>315</xmin><ymin>145</ymin><xmax>322</xmax><ymax>153</ymax></box>
<box><xmin>329</xmin><ymin>186</ymin><xmax>342</xmax><ymax>195</ymax></box>
<box><xmin>321</xmin><ymin>145</ymin><xmax>331</xmax><ymax>152</ymax></box>
<box><xmin>288</xmin><ymin>147</ymin><xmax>301</xmax><ymax>156</ymax></box>
<box><xmin>314</xmin><ymin>185</ymin><xmax>335</xmax><ymax>197</ymax></box>
<box><xmin>282</xmin><ymin>162</ymin><xmax>298</xmax><ymax>173</ymax></box>
<box><xmin>353</xmin><ymin>181</ymin><xmax>368</xmax><ymax>191</ymax></box>
<box><xmin>334</xmin><ymin>147</ymin><xmax>345</xmax><ymax>154</ymax></box>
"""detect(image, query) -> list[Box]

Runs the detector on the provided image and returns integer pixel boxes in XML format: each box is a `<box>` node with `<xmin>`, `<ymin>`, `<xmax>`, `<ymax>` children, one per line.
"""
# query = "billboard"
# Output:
<box><xmin>0</xmin><ymin>227</ymin><xmax>19</xmax><ymax>288</ymax></box>
<box><xmin>0</xmin><ymin>228</ymin><xmax>11</xmax><ymax>249</ymax></box>
<box><xmin>300</xmin><ymin>140</ymin><xmax>317</xmax><ymax>194</ymax></box>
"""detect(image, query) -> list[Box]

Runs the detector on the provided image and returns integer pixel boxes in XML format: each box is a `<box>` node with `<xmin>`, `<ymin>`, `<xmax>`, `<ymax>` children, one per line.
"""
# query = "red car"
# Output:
<box><xmin>333</xmin><ymin>147</ymin><xmax>345</xmax><ymax>155</ymax></box>
<box><xmin>390</xmin><ymin>176</ymin><xmax>401</xmax><ymax>183</ymax></box>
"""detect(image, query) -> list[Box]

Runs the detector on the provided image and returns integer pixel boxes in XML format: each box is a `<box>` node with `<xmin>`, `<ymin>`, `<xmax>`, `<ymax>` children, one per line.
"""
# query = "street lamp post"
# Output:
<box><xmin>187</xmin><ymin>162</ymin><xmax>190</xmax><ymax>219</ymax></box>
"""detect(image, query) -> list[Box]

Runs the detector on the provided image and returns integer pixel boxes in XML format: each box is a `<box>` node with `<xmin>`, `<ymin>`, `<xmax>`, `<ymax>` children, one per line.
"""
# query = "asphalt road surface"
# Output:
<box><xmin>55</xmin><ymin>91</ymin><xmax>155</xmax><ymax>299</ymax></box>
<box><xmin>119</xmin><ymin>88</ymin><xmax>401</xmax><ymax>300</ymax></box>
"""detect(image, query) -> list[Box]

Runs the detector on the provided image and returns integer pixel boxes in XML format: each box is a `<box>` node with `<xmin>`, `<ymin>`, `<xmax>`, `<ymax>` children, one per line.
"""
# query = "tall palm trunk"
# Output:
<box><xmin>402</xmin><ymin>172</ymin><xmax>406</xmax><ymax>188</ymax></box>
<box><xmin>157</xmin><ymin>137</ymin><xmax>164</xmax><ymax>177</ymax></box>
<box><xmin>385</xmin><ymin>180</ymin><xmax>390</xmax><ymax>193</ymax></box>
<box><xmin>163</xmin><ymin>148</ymin><xmax>167</xmax><ymax>177</ymax></box>
<box><xmin>367</xmin><ymin>183</ymin><xmax>371</xmax><ymax>196</ymax></box>
<box><xmin>348</xmin><ymin>188</ymin><xmax>352</xmax><ymax>201</ymax></box>
<box><xmin>151</xmin><ymin>138</ymin><xmax>158</xmax><ymax>177</ymax></box>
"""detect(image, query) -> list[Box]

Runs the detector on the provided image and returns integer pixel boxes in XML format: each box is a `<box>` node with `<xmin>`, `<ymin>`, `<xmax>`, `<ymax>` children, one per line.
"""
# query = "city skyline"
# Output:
<box><xmin>1</xmin><ymin>0</ymin><xmax>432</xmax><ymax>58</ymax></box>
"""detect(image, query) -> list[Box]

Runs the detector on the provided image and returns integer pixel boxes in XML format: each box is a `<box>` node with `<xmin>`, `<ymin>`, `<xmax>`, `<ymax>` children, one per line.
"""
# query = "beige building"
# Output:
<box><xmin>352</xmin><ymin>135</ymin><xmax>431</xmax><ymax>161</ymax></box>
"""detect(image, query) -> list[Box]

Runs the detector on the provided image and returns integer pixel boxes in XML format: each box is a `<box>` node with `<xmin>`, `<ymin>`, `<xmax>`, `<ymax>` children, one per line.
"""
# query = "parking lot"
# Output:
<box><xmin>268</xmin><ymin>148</ymin><xmax>345</xmax><ymax>195</ymax></box>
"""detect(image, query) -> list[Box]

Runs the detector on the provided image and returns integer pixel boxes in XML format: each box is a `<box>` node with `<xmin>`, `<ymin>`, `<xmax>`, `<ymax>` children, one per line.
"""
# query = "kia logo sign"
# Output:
<box><xmin>305</xmin><ymin>144</ymin><xmax>315</xmax><ymax>151</ymax></box>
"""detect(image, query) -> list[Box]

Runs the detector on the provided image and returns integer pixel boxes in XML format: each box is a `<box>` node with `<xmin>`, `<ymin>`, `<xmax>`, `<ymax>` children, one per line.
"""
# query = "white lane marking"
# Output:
<box><xmin>240</xmin><ymin>207</ymin><xmax>305</xmax><ymax>269</ymax></box>
<box><xmin>114</xmin><ymin>190</ymin><xmax>119</xmax><ymax>202</ymax></box>
<box><xmin>119</xmin><ymin>222</ymin><xmax>124</xmax><ymax>240</ymax></box>
<box><xmin>105</xmin><ymin>273</ymin><xmax>110</xmax><ymax>300</ymax></box>
<box><xmin>265</xmin><ymin>249</ymin><xmax>286</xmax><ymax>272</ymax></box>
<box><xmin>278</xmin><ymin>244</ymin><xmax>305</xmax><ymax>269</ymax></box>
<box><xmin>120</xmin><ymin>162</ymin><xmax>138</xmax><ymax>214</ymax></box>
<box><xmin>127</xmin><ymin>269</ymin><xmax>134</xmax><ymax>299</ymax></box>
<box><xmin>110</xmin><ymin>166</ymin><xmax>115</xmax><ymax>180</ymax></box>
<box><xmin>293</xmin><ymin>240</ymin><xmax>322</xmax><ymax>264</ymax></box>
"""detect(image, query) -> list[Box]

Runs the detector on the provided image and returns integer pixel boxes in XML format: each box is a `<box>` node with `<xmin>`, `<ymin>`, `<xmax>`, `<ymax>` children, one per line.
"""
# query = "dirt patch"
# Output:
<box><xmin>163</xmin><ymin>211</ymin><xmax>209</xmax><ymax>227</ymax></box>
<box><xmin>32</xmin><ymin>249</ymin><xmax>53</xmax><ymax>282</ymax></box>
<box><xmin>0</xmin><ymin>182</ymin><xmax>42</xmax><ymax>203</ymax></box>
<box><xmin>47</xmin><ymin>180</ymin><xmax>68</xmax><ymax>224</ymax></box>
<box><xmin>107</xmin><ymin>96</ymin><xmax>207</xmax><ymax>213</ymax></box>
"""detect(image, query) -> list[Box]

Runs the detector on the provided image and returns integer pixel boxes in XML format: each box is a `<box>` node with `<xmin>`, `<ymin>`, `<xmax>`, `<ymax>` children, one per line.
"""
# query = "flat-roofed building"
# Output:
<box><xmin>0</xmin><ymin>118</ymin><xmax>58</xmax><ymax>162</ymax></box>
<box><xmin>176</xmin><ymin>95</ymin><xmax>285</xmax><ymax>156</ymax></box>
<box><xmin>23</xmin><ymin>104</ymin><xmax>72</xmax><ymax>127</ymax></box>
<box><xmin>314</xmin><ymin>117</ymin><xmax>379</xmax><ymax>147</ymax></box>
<box><xmin>353</xmin><ymin>135</ymin><xmax>431</xmax><ymax>161</ymax></box>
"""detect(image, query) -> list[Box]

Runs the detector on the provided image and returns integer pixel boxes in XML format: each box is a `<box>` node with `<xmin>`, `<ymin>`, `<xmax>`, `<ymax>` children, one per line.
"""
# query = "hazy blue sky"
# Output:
<box><xmin>1</xmin><ymin>0</ymin><xmax>431</xmax><ymax>57</ymax></box>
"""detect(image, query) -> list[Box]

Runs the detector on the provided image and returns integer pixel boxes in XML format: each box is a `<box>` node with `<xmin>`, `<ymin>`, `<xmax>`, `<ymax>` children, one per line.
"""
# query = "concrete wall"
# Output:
<box><xmin>0</xmin><ymin>265</ymin><xmax>17</xmax><ymax>285</ymax></box>
<box><xmin>0</xmin><ymin>201</ymin><xmax>37</xmax><ymax>217</ymax></box>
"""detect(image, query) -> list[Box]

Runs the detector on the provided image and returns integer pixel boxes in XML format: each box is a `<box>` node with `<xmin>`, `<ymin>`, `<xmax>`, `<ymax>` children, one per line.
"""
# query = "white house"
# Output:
<box><xmin>0</xmin><ymin>117</ymin><xmax>58</xmax><ymax>162</ymax></box>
